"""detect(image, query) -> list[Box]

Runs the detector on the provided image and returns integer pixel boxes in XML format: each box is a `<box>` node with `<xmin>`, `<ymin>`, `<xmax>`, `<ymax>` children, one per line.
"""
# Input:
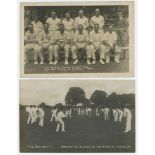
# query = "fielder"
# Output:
<box><xmin>90</xmin><ymin>8</ymin><xmax>105</xmax><ymax>32</ymax></box>
<box><xmin>51</xmin><ymin>107</ymin><xmax>57</xmax><ymax>122</ymax></box>
<box><xmin>68</xmin><ymin>108</ymin><xmax>72</xmax><ymax>118</ymax></box>
<box><xmin>30</xmin><ymin>106</ymin><xmax>37</xmax><ymax>124</ymax></box>
<box><xmin>71</xmin><ymin>24</ymin><xmax>90</xmax><ymax>64</ymax></box>
<box><xmin>24</xmin><ymin>24</ymin><xmax>41</xmax><ymax>64</ymax></box>
<box><xmin>56</xmin><ymin>110</ymin><xmax>66</xmax><ymax>132</ymax></box>
<box><xmin>81</xmin><ymin>108</ymin><xmax>85</xmax><ymax>116</ymax></box>
<box><xmin>116</xmin><ymin>108</ymin><xmax>124</xmax><ymax>122</ymax></box>
<box><xmin>100</xmin><ymin>108</ymin><xmax>104</xmax><ymax>117</ymax></box>
<box><xmin>53</xmin><ymin>24</ymin><xmax>71</xmax><ymax>65</ymax></box>
<box><xmin>96</xmin><ymin>108</ymin><xmax>100</xmax><ymax>117</ymax></box>
<box><xmin>89</xmin><ymin>23</ymin><xmax>106</xmax><ymax>64</ymax></box>
<box><xmin>78</xmin><ymin>107</ymin><xmax>81</xmax><ymax>116</ymax></box>
<box><xmin>104</xmin><ymin>25</ymin><xmax>121</xmax><ymax>63</ymax></box>
<box><xmin>103</xmin><ymin>107</ymin><xmax>110</xmax><ymax>120</ymax></box>
<box><xmin>26</xmin><ymin>106</ymin><xmax>32</xmax><ymax>125</ymax></box>
<box><xmin>85</xmin><ymin>107</ymin><xmax>89</xmax><ymax>116</ymax></box>
<box><xmin>65</xmin><ymin>107</ymin><xmax>72</xmax><ymax>119</ymax></box>
<box><xmin>87</xmin><ymin>107</ymin><xmax>92</xmax><ymax>117</ymax></box>
<box><xmin>123</xmin><ymin>107</ymin><xmax>132</xmax><ymax>132</ymax></box>
<box><xmin>36</xmin><ymin>108</ymin><xmax>45</xmax><ymax>127</ymax></box>
<box><xmin>112</xmin><ymin>109</ymin><xmax>119</xmax><ymax>122</ymax></box>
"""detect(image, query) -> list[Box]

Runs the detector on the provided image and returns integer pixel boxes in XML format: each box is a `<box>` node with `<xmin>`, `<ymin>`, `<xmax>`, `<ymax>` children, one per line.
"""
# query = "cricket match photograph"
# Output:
<box><xmin>20</xmin><ymin>79</ymin><xmax>135</xmax><ymax>153</ymax></box>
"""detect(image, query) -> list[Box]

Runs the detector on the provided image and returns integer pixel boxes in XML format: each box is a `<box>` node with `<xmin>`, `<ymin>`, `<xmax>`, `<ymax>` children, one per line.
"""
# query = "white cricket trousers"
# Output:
<box><xmin>125</xmin><ymin>116</ymin><xmax>132</xmax><ymax>131</ymax></box>
<box><xmin>56</xmin><ymin>118</ymin><xmax>65</xmax><ymax>132</ymax></box>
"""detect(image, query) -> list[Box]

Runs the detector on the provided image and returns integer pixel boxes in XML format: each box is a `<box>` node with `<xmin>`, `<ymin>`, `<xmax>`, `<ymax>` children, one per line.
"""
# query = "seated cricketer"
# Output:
<box><xmin>24</xmin><ymin>24</ymin><xmax>42</xmax><ymax>64</ymax></box>
<box><xmin>104</xmin><ymin>25</ymin><xmax>121</xmax><ymax>64</ymax></box>
<box><xmin>53</xmin><ymin>24</ymin><xmax>70</xmax><ymax>65</ymax></box>
<box><xmin>38</xmin><ymin>23</ymin><xmax>56</xmax><ymax>64</ymax></box>
<box><xmin>71</xmin><ymin>24</ymin><xmax>90</xmax><ymax>65</ymax></box>
<box><xmin>89</xmin><ymin>23</ymin><xmax>106</xmax><ymax>64</ymax></box>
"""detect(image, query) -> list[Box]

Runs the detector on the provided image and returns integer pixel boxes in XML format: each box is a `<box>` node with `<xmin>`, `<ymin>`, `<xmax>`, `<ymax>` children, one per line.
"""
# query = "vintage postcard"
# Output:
<box><xmin>20</xmin><ymin>1</ymin><xmax>134</xmax><ymax>78</ymax></box>
<box><xmin>20</xmin><ymin>79</ymin><xmax>135</xmax><ymax>152</ymax></box>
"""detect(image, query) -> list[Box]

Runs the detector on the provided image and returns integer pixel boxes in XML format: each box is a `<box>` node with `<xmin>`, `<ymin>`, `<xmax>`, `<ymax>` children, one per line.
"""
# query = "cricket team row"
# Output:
<box><xmin>25</xmin><ymin>23</ymin><xmax>122</xmax><ymax>65</ymax></box>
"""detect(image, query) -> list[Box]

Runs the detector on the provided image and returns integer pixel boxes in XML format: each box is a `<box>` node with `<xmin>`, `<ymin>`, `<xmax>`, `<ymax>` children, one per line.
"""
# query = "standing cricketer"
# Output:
<box><xmin>89</xmin><ymin>23</ymin><xmax>106</xmax><ymax>64</ymax></box>
<box><xmin>31</xmin><ymin>106</ymin><xmax>37</xmax><ymax>124</ymax></box>
<box><xmin>96</xmin><ymin>108</ymin><xmax>100</xmax><ymax>117</ymax></box>
<box><xmin>62</xmin><ymin>12</ymin><xmax>75</xmax><ymax>40</ymax></box>
<box><xmin>31</xmin><ymin>15</ymin><xmax>44</xmax><ymax>36</ymax></box>
<box><xmin>71</xmin><ymin>24</ymin><xmax>90</xmax><ymax>64</ymax></box>
<box><xmin>74</xmin><ymin>9</ymin><xmax>89</xmax><ymax>33</ymax></box>
<box><xmin>116</xmin><ymin>108</ymin><xmax>124</xmax><ymax>122</ymax></box>
<box><xmin>116</xmin><ymin>12</ymin><xmax>129</xmax><ymax>47</ymax></box>
<box><xmin>90</xmin><ymin>8</ymin><xmax>105</xmax><ymax>32</ymax></box>
<box><xmin>78</xmin><ymin>107</ymin><xmax>81</xmax><ymax>116</ymax></box>
<box><xmin>87</xmin><ymin>107</ymin><xmax>92</xmax><ymax>117</ymax></box>
<box><xmin>46</xmin><ymin>11</ymin><xmax>61</xmax><ymax>36</ymax></box>
<box><xmin>24</xmin><ymin>15</ymin><xmax>32</xmax><ymax>32</ymax></box>
<box><xmin>112</xmin><ymin>109</ymin><xmax>119</xmax><ymax>122</ymax></box>
<box><xmin>103</xmin><ymin>107</ymin><xmax>110</xmax><ymax>120</ymax></box>
<box><xmin>51</xmin><ymin>107</ymin><xmax>57</xmax><ymax>122</ymax></box>
<box><xmin>56</xmin><ymin>108</ymin><xmax>66</xmax><ymax>132</ymax></box>
<box><xmin>123</xmin><ymin>106</ymin><xmax>132</xmax><ymax>132</ymax></box>
<box><xmin>26</xmin><ymin>106</ymin><xmax>32</xmax><ymax>125</ymax></box>
<box><xmin>85</xmin><ymin>107</ymin><xmax>89</xmax><ymax>116</ymax></box>
<box><xmin>36</xmin><ymin>107</ymin><xmax>45</xmax><ymax>127</ymax></box>
<box><xmin>66</xmin><ymin>108</ymin><xmax>72</xmax><ymax>119</ymax></box>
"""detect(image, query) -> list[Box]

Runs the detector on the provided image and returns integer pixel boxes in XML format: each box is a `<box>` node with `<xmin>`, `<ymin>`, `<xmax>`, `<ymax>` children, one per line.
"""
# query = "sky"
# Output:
<box><xmin>20</xmin><ymin>80</ymin><xmax>135</xmax><ymax>106</ymax></box>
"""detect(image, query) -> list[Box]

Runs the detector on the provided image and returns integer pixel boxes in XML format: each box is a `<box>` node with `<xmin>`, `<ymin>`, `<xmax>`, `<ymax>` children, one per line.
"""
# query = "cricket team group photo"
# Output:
<box><xmin>21</xmin><ymin>2</ymin><xmax>133</xmax><ymax>75</ymax></box>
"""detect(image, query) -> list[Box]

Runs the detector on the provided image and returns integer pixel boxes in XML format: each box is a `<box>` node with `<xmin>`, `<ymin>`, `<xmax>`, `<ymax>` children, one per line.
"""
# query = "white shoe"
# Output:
<box><xmin>92</xmin><ymin>60</ymin><xmax>96</xmax><ymax>64</ymax></box>
<box><xmin>87</xmin><ymin>60</ymin><xmax>91</xmax><ymax>65</ymax></box>
<box><xmin>34</xmin><ymin>61</ymin><xmax>38</xmax><ymax>65</ymax></box>
<box><xmin>65</xmin><ymin>60</ymin><xmax>68</xmax><ymax>65</ymax></box>
<box><xmin>73</xmin><ymin>59</ymin><xmax>78</xmax><ymax>64</ymax></box>
<box><xmin>123</xmin><ymin>130</ymin><xmax>129</xmax><ymax>133</ymax></box>
<box><xmin>49</xmin><ymin>61</ymin><xmax>53</xmax><ymax>64</ymax></box>
<box><xmin>24</xmin><ymin>61</ymin><xmax>28</xmax><ymax>65</ymax></box>
<box><xmin>100</xmin><ymin>59</ymin><xmax>105</xmax><ymax>64</ymax></box>
<box><xmin>53</xmin><ymin>61</ymin><xmax>58</xmax><ymax>65</ymax></box>
<box><xmin>62</xmin><ymin>130</ymin><xmax>66</xmax><ymax>133</ymax></box>
<box><xmin>106</xmin><ymin>59</ymin><xmax>110</xmax><ymax>64</ymax></box>
<box><xmin>115</xmin><ymin>59</ymin><xmax>120</xmax><ymax>64</ymax></box>
<box><xmin>40</xmin><ymin>61</ymin><xmax>44</xmax><ymax>64</ymax></box>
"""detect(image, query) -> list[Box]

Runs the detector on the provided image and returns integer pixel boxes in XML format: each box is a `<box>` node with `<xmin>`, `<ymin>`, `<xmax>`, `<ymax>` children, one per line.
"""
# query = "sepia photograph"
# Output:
<box><xmin>20</xmin><ymin>79</ymin><xmax>135</xmax><ymax>152</ymax></box>
<box><xmin>20</xmin><ymin>1</ymin><xmax>134</xmax><ymax>78</ymax></box>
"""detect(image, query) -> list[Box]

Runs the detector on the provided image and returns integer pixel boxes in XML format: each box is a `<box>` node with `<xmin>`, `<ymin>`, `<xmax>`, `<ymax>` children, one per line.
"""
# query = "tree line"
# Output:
<box><xmin>20</xmin><ymin>87</ymin><xmax>135</xmax><ymax>109</ymax></box>
<box><xmin>65</xmin><ymin>87</ymin><xmax>135</xmax><ymax>108</ymax></box>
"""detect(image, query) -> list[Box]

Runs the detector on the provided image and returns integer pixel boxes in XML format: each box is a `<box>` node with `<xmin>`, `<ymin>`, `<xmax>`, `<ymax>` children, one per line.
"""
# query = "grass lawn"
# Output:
<box><xmin>20</xmin><ymin>108</ymin><xmax>135</xmax><ymax>153</ymax></box>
